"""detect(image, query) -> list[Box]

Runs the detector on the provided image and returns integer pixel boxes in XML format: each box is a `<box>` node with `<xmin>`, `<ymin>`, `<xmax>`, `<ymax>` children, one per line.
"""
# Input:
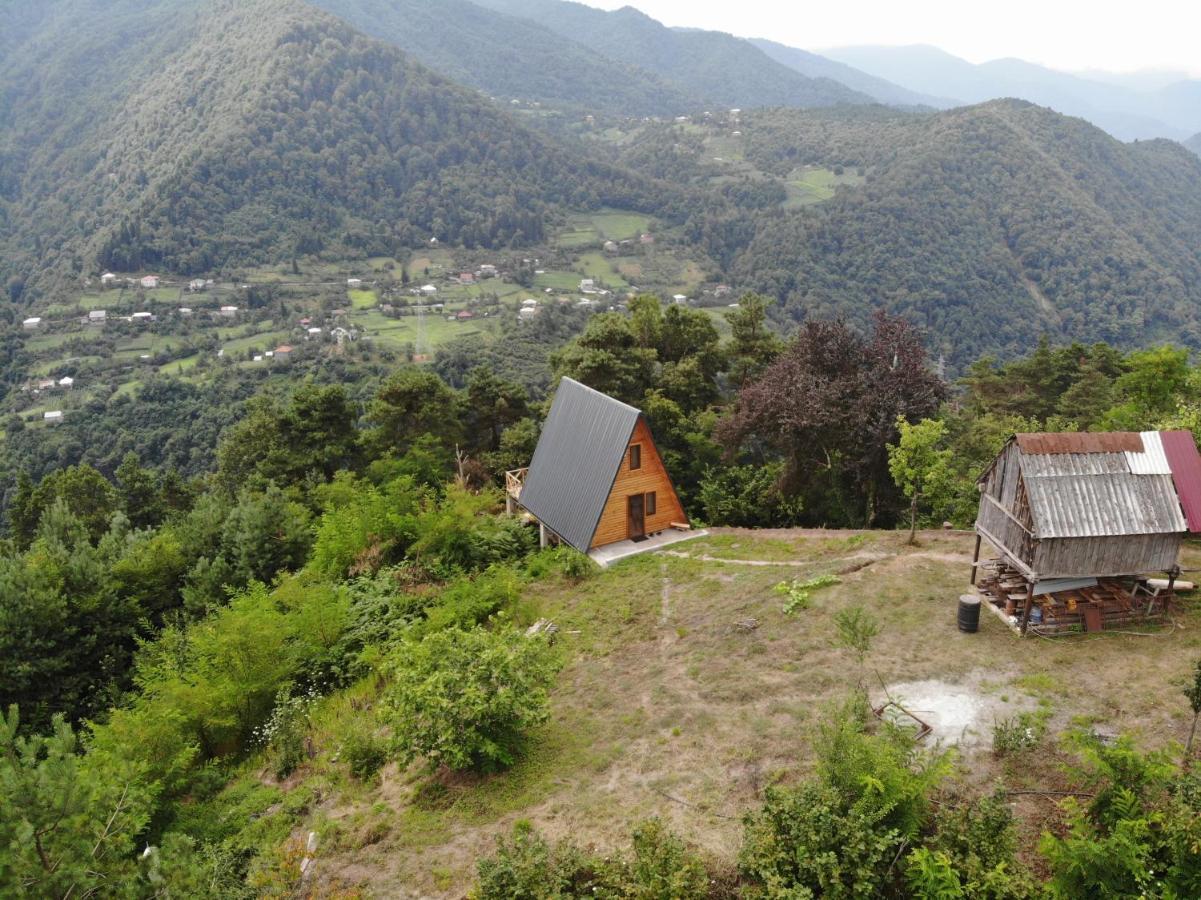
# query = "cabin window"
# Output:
<box><xmin>629</xmin><ymin>444</ymin><xmax>642</xmax><ymax>470</ymax></box>
<box><xmin>646</xmin><ymin>491</ymin><xmax>656</xmax><ymax>515</ymax></box>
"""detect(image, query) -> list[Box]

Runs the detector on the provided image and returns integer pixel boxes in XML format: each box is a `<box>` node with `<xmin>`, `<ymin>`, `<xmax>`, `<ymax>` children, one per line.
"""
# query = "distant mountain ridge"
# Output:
<box><xmin>748</xmin><ymin>38</ymin><xmax>952</xmax><ymax>109</ymax></box>
<box><xmin>1187</xmin><ymin>134</ymin><xmax>1201</xmax><ymax>156</ymax></box>
<box><xmin>821</xmin><ymin>44</ymin><xmax>1201</xmax><ymax>140</ymax></box>
<box><xmin>475</xmin><ymin>0</ymin><xmax>876</xmax><ymax>109</ymax></box>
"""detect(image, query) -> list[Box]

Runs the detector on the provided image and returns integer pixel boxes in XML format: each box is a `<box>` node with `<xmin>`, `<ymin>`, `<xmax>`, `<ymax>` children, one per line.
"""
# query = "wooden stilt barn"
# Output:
<box><xmin>973</xmin><ymin>431</ymin><xmax>1201</xmax><ymax>635</ymax></box>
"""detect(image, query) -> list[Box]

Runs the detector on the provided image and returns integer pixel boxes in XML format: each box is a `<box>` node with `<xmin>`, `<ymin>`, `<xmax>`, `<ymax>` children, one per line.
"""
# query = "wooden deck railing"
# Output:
<box><xmin>505</xmin><ymin>467</ymin><xmax>528</xmax><ymax>499</ymax></box>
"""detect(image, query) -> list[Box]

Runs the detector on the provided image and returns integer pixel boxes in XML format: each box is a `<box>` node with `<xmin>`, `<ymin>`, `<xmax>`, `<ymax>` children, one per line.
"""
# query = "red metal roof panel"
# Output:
<box><xmin>1015</xmin><ymin>432</ymin><xmax>1144</xmax><ymax>455</ymax></box>
<box><xmin>1159</xmin><ymin>430</ymin><xmax>1201</xmax><ymax>533</ymax></box>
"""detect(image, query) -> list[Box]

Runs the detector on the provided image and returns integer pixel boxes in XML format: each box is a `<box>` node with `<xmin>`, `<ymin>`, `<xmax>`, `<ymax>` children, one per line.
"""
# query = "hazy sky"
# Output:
<box><xmin>590</xmin><ymin>0</ymin><xmax>1201</xmax><ymax>76</ymax></box>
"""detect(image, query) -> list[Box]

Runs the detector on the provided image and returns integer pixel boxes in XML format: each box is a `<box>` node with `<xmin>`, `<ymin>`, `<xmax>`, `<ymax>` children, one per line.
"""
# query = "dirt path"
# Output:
<box><xmin>657</xmin><ymin>548</ymin><xmax>971</xmax><ymax>568</ymax></box>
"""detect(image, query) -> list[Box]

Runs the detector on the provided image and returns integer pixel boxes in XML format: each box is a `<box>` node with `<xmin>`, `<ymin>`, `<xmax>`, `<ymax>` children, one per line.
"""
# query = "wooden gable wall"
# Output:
<box><xmin>590</xmin><ymin>417</ymin><xmax>687</xmax><ymax>548</ymax></box>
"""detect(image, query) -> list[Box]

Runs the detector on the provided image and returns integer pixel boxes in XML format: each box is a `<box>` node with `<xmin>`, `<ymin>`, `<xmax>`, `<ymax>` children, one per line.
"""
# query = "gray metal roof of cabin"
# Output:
<box><xmin>1019</xmin><ymin>464</ymin><xmax>1187</xmax><ymax>539</ymax></box>
<box><xmin>518</xmin><ymin>377</ymin><xmax>641</xmax><ymax>553</ymax></box>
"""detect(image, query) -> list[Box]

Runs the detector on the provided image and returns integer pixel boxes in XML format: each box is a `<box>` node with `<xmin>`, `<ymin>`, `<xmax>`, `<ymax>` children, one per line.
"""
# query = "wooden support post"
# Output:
<box><xmin>539</xmin><ymin>522</ymin><xmax>548</xmax><ymax>549</ymax></box>
<box><xmin>1019</xmin><ymin>581</ymin><xmax>1035</xmax><ymax>635</ymax></box>
<box><xmin>970</xmin><ymin>533</ymin><xmax>982</xmax><ymax>585</ymax></box>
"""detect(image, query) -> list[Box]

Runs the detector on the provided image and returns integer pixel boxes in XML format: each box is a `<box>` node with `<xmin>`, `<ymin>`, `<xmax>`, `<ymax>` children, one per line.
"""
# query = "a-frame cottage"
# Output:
<box><xmin>506</xmin><ymin>378</ymin><xmax>701</xmax><ymax>564</ymax></box>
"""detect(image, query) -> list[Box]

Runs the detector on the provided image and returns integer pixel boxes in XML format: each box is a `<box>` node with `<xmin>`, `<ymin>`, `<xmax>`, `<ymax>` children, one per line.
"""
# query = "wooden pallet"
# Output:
<box><xmin>975</xmin><ymin>559</ymin><xmax>1173</xmax><ymax>636</ymax></box>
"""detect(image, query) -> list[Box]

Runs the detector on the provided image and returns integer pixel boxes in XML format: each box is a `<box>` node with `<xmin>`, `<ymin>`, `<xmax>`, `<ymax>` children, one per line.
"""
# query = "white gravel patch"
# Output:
<box><xmin>878</xmin><ymin>673</ymin><xmax>1037</xmax><ymax>751</ymax></box>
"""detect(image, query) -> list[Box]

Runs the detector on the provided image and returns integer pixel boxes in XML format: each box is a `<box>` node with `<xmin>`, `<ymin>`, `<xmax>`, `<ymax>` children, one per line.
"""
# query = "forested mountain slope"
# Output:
<box><xmin>0</xmin><ymin>0</ymin><xmax>684</xmax><ymax>296</ymax></box>
<box><xmin>718</xmin><ymin>101</ymin><xmax>1201</xmax><ymax>364</ymax></box>
<box><xmin>311</xmin><ymin>0</ymin><xmax>699</xmax><ymax>117</ymax></box>
<box><xmin>477</xmin><ymin>0</ymin><xmax>875</xmax><ymax>109</ymax></box>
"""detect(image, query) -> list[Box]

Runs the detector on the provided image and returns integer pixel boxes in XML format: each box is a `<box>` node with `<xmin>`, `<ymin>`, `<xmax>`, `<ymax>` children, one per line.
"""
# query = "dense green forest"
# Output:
<box><xmin>721</xmin><ymin>102</ymin><xmax>1201</xmax><ymax>363</ymax></box>
<box><xmin>310</xmin><ymin>0</ymin><xmax>700</xmax><ymax>117</ymax></box>
<box><xmin>476</xmin><ymin>0</ymin><xmax>874</xmax><ymax>109</ymax></box>
<box><xmin>0</xmin><ymin>0</ymin><xmax>687</xmax><ymax>297</ymax></box>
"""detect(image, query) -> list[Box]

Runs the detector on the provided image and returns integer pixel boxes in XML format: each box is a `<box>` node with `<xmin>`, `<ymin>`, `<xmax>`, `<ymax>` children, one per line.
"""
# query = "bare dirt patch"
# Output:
<box><xmin>878</xmin><ymin>670</ymin><xmax>1037</xmax><ymax>752</ymax></box>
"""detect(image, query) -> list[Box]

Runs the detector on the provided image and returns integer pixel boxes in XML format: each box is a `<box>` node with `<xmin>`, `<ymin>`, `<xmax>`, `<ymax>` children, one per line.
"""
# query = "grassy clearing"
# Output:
<box><xmin>114</xmin><ymin>335</ymin><xmax>183</xmax><ymax>358</ymax></box>
<box><xmin>252</xmin><ymin>528</ymin><xmax>1201</xmax><ymax>897</ymax></box>
<box><xmin>221</xmin><ymin>330</ymin><xmax>290</xmax><ymax>356</ymax></box>
<box><xmin>590</xmin><ymin>210</ymin><xmax>651</xmax><ymax>241</ymax></box>
<box><xmin>349</xmin><ymin>308</ymin><xmax>492</xmax><ymax>352</ymax></box>
<box><xmin>783</xmin><ymin>166</ymin><xmax>867</xmax><ymax>208</ymax></box>
<box><xmin>556</xmin><ymin>227</ymin><xmax>599</xmax><ymax>249</ymax></box>
<box><xmin>577</xmin><ymin>251</ymin><xmax>630</xmax><ymax>289</ymax></box>
<box><xmin>348</xmin><ymin>289</ymin><xmax>378</xmax><ymax>310</ymax></box>
<box><xmin>532</xmin><ymin>270</ymin><xmax>584</xmax><ymax>292</ymax></box>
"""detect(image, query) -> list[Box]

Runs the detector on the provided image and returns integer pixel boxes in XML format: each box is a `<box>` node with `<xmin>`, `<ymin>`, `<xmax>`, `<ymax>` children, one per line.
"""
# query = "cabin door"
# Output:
<box><xmin>627</xmin><ymin>494</ymin><xmax>646</xmax><ymax>540</ymax></box>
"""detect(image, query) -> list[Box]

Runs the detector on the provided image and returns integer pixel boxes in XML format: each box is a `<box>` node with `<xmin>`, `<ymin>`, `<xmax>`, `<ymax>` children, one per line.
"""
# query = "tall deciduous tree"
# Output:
<box><xmin>887</xmin><ymin>416</ymin><xmax>954</xmax><ymax>544</ymax></box>
<box><xmin>550</xmin><ymin>313</ymin><xmax>656</xmax><ymax>405</ymax></box>
<box><xmin>366</xmin><ymin>368</ymin><xmax>463</xmax><ymax>458</ymax></box>
<box><xmin>725</xmin><ymin>292</ymin><xmax>782</xmax><ymax>388</ymax></box>
<box><xmin>718</xmin><ymin>312</ymin><xmax>946</xmax><ymax>526</ymax></box>
<box><xmin>464</xmin><ymin>366</ymin><xmax>529</xmax><ymax>452</ymax></box>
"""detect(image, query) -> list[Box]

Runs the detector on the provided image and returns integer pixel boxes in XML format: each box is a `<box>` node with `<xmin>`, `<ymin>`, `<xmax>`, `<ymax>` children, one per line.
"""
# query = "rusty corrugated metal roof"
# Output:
<box><xmin>1023</xmin><ymin>472</ymin><xmax>1186</xmax><ymax>538</ymax></box>
<box><xmin>1160</xmin><ymin>430</ymin><xmax>1201</xmax><ymax>533</ymax></box>
<box><xmin>518</xmin><ymin>377</ymin><xmax>640</xmax><ymax>553</ymax></box>
<box><xmin>1015</xmin><ymin>432</ymin><xmax>1144</xmax><ymax>454</ymax></box>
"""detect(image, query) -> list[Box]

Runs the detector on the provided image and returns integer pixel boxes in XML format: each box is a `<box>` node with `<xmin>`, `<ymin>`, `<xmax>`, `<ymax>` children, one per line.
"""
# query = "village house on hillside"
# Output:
<box><xmin>506</xmin><ymin>378</ymin><xmax>702</xmax><ymax>566</ymax></box>
<box><xmin>973</xmin><ymin>431</ymin><xmax>1201</xmax><ymax>634</ymax></box>
<box><xmin>140</xmin><ymin>275</ymin><xmax>160</xmax><ymax>289</ymax></box>
<box><xmin>22</xmin><ymin>317</ymin><xmax>41</xmax><ymax>330</ymax></box>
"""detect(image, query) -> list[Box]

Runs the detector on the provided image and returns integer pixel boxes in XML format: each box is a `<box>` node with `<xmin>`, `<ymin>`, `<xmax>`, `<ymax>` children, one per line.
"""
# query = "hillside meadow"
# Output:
<box><xmin>201</xmin><ymin>528</ymin><xmax>1201</xmax><ymax>897</ymax></box>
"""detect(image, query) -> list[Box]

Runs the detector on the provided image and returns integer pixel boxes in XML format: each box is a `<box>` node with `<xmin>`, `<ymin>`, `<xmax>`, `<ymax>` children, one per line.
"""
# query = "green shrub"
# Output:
<box><xmin>928</xmin><ymin>794</ymin><xmax>1037</xmax><ymax>899</ymax></box>
<box><xmin>740</xmin><ymin>699</ymin><xmax>953</xmax><ymax>898</ymax></box>
<box><xmin>1039</xmin><ymin>733</ymin><xmax>1196</xmax><ymax>898</ymax></box>
<box><xmin>341</xmin><ymin>727</ymin><xmax>388</xmax><ymax>781</ymax></box>
<box><xmin>992</xmin><ymin>710</ymin><xmax>1048</xmax><ymax>756</ymax></box>
<box><xmin>412</xmin><ymin>567</ymin><xmax>522</xmax><ymax>637</ymax></box>
<box><xmin>382</xmin><ymin>626</ymin><xmax>559</xmax><ymax>771</ymax></box>
<box><xmin>698</xmin><ymin>463</ymin><xmax>803</xmax><ymax>528</ymax></box>
<box><xmin>309</xmin><ymin>475</ymin><xmax>421</xmax><ymax>578</ymax></box>
<box><xmin>475</xmin><ymin>821</ymin><xmax>616</xmax><ymax>898</ymax></box>
<box><xmin>740</xmin><ymin>781</ymin><xmax>904</xmax><ymax>898</ymax></box>
<box><xmin>553</xmin><ymin>546</ymin><xmax>596</xmax><ymax>581</ymax></box>
<box><xmin>905</xmin><ymin>848</ymin><xmax>965</xmax><ymax>899</ymax></box>
<box><xmin>255</xmin><ymin>688</ymin><xmax>316</xmax><ymax>780</ymax></box>
<box><xmin>629</xmin><ymin>818</ymin><xmax>712</xmax><ymax>898</ymax></box>
<box><xmin>409</xmin><ymin>485</ymin><xmax>535</xmax><ymax>575</ymax></box>
<box><xmin>474</xmin><ymin>819</ymin><xmax>713</xmax><ymax>899</ymax></box>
